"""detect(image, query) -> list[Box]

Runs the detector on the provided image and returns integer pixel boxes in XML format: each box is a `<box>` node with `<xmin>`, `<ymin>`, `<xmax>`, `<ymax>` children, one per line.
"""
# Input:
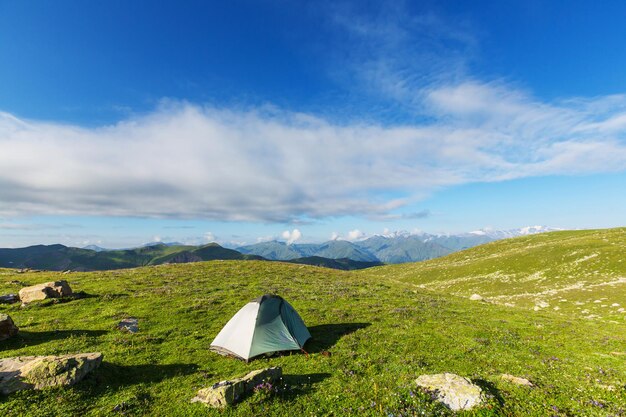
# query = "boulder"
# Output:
<box><xmin>500</xmin><ymin>374</ymin><xmax>533</xmax><ymax>386</ymax></box>
<box><xmin>0</xmin><ymin>352</ymin><xmax>103</xmax><ymax>394</ymax></box>
<box><xmin>415</xmin><ymin>373</ymin><xmax>484</xmax><ymax>411</ymax></box>
<box><xmin>469</xmin><ymin>294</ymin><xmax>483</xmax><ymax>301</ymax></box>
<box><xmin>0</xmin><ymin>314</ymin><xmax>19</xmax><ymax>341</ymax></box>
<box><xmin>18</xmin><ymin>280</ymin><xmax>73</xmax><ymax>304</ymax></box>
<box><xmin>192</xmin><ymin>367</ymin><xmax>282</xmax><ymax>408</ymax></box>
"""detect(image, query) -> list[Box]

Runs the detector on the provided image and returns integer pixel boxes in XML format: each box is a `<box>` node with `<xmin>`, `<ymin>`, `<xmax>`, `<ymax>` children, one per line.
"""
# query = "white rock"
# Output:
<box><xmin>415</xmin><ymin>373</ymin><xmax>484</xmax><ymax>411</ymax></box>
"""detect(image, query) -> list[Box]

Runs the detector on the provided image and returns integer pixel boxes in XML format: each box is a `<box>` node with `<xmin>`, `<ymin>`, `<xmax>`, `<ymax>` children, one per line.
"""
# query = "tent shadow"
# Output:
<box><xmin>0</xmin><ymin>329</ymin><xmax>108</xmax><ymax>351</ymax></box>
<box><xmin>305</xmin><ymin>323</ymin><xmax>371</xmax><ymax>353</ymax></box>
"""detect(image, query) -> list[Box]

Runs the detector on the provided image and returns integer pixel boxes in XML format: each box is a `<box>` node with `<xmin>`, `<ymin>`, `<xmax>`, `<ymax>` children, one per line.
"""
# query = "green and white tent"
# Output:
<box><xmin>210</xmin><ymin>294</ymin><xmax>311</xmax><ymax>361</ymax></box>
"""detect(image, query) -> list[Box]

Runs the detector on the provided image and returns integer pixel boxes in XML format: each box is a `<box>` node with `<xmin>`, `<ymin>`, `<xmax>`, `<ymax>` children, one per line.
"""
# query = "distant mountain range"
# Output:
<box><xmin>0</xmin><ymin>226</ymin><xmax>559</xmax><ymax>272</ymax></box>
<box><xmin>237</xmin><ymin>226</ymin><xmax>560</xmax><ymax>263</ymax></box>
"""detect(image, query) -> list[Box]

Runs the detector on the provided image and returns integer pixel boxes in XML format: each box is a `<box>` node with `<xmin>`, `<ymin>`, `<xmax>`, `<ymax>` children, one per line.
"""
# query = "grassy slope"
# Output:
<box><xmin>363</xmin><ymin>228</ymin><xmax>626</xmax><ymax>322</ymax></box>
<box><xmin>0</xmin><ymin>259</ymin><xmax>624</xmax><ymax>416</ymax></box>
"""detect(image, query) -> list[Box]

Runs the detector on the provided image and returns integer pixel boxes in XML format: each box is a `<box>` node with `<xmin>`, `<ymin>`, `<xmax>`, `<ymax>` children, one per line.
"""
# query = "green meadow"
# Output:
<box><xmin>1</xmin><ymin>229</ymin><xmax>625</xmax><ymax>416</ymax></box>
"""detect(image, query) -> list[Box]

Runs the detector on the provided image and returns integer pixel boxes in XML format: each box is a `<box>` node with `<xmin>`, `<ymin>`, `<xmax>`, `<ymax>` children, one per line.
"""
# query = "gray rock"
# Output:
<box><xmin>415</xmin><ymin>373</ymin><xmax>484</xmax><ymax>411</ymax></box>
<box><xmin>0</xmin><ymin>352</ymin><xmax>103</xmax><ymax>394</ymax></box>
<box><xmin>0</xmin><ymin>314</ymin><xmax>19</xmax><ymax>341</ymax></box>
<box><xmin>117</xmin><ymin>318</ymin><xmax>139</xmax><ymax>333</ymax></box>
<box><xmin>192</xmin><ymin>367</ymin><xmax>282</xmax><ymax>408</ymax></box>
<box><xmin>469</xmin><ymin>294</ymin><xmax>483</xmax><ymax>301</ymax></box>
<box><xmin>18</xmin><ymin>280</ymin><xmax>73</xmax><ymax>304</ymax></box>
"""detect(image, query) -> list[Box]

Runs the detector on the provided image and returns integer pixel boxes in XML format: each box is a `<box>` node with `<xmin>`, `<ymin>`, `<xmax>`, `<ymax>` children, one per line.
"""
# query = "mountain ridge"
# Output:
<box><xmin>0</xmin><ymin>243</ymin><xmax>380</xmax><ymax>272</ymax></box>
<box><xmin>237</xmin><ymin>225</ymin><xmax>560</xmax><ymax>263</ymax></box>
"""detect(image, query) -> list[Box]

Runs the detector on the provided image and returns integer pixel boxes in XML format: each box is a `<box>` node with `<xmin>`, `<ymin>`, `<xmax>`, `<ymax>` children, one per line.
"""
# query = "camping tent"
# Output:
<box><xmin>210</xmin><ymin>294</ymin><xmax>311</xmax><ymax>361</ymax></box>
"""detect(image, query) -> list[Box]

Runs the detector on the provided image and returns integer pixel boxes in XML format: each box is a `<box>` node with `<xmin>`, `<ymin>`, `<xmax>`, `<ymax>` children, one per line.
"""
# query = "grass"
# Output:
<box><xmin>0</xmin><ymin>230</ymin><xmax>625</xmax><ymax>416</ymax></box>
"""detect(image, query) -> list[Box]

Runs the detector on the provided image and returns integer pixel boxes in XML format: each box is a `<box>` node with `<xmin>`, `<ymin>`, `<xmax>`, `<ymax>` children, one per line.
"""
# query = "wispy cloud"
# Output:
<box><xmin>367</xmin><ymin>209</ymin><xmax>430</xmax><ymax>221</ymax></box>
<box><xmin>0</xmin><ymin>221</ymin><xmax>82</xmax><ymax>231</ymax></box>
<box><xmin>326</xmin><ymin>1</ymin><xmax>477</xmax><ymax>113</ymax></box>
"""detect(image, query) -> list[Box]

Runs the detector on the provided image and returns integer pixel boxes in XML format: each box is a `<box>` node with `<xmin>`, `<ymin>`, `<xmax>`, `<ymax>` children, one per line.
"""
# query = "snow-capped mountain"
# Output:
<box><xmin>238</xmin><ymin>226</ymin><xmax>563</xmax><ymax>264</ymax></box>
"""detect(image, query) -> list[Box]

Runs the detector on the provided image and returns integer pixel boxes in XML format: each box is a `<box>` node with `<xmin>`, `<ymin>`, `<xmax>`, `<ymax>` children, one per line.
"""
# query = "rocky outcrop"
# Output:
<box><xmin>415</xmin><ymin>373</ymin><xmax>484</xmax><ymax>411</ymax></box>
<box><xmin>0</xmin><ymin>314</ymin><xmax>19</xmax><ymax>341</ymax></box>
<box><xmin>18</xmin><ymin>280</ymin><xmax>73</xmax><ymax>304</ymax></box>
<box><xmin>0</xmin><ymin>352</ymin><xmax>103</xmax><ymax>394</ymax></box>
<box><xmin>192</xmin><ymin>367</ymin><xmax>282</xmax><ymax>408</ymax></box>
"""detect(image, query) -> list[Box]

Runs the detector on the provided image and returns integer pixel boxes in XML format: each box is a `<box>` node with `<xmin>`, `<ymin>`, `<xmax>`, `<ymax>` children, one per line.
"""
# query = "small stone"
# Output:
<box><xmin>469</xmin><ymin>294</ymin><xmax>483</xmax><ymax>301</ymax></box>
<box><xmin>415</xmin><ymin>373</ymin><xmax>484</xmax><ymax>411</ymax></box>
<box><xmin>0</xmin><ymin>314</ymin><xmax>19</xmax><ymax>341</ymax></box>
<box><xmin>117</xmin><ymin>318</ymin><xmax>139</xmax><ymax>333</ymax></box>
<box><xmin>500</xmin><ymin>374</ymin><xmax>533</xmax><ymax>386</ymax></box>
<box><xmin>18</xmin><ymin>281</ymin><xmax>73</xmax><ymax>304</ymax></box>
<box><xmin>192</xmin><ymin>367</ymin><xmax>282</xmax><ymax>408</ymax></box>
<box><xmin>0</xmin><ymin>352</ymin><xmax>103</xmax><ymax>394</ymax></box>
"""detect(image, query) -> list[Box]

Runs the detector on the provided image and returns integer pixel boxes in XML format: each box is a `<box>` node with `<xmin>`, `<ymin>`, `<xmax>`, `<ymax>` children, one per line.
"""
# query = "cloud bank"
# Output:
<box><xmin>1</xmin><ymin>85</ymin><xmax>625</xmax><ymax>222</ymax></box>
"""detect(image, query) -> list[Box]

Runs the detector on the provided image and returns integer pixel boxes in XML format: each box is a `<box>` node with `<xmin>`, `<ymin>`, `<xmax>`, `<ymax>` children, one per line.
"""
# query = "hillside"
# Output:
<box><xmin>0</xmin><ymin>243</ymin><xmax>197</xmax><ymax>271</ymax></box>
<box><xmin>287</xmin><ymin>256</ymin><xmax>383</xmax><ymax>270</ymax></box>
<box><xmin>362</xmin><ymin>228</ymin><xmax>626</xmax><ymax>322</ymax></box>
<box><xmin>1</xmin><ymin>251</ymin><xmax>625</xmax><ymax>415</ymax></box>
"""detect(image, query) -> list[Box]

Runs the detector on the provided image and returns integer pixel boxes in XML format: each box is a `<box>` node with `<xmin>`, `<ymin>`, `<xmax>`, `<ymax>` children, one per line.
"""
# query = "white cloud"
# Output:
<box><xmin>330</xmin><ymin>232</ymin><xmax>339</xmax><ymax>241</ymax></box>
<box><xmin>204</xmin><ymin>232</ymin><xmax>216</xmax><ymax>242</ymax></box>
<box><xmin>346</xmin><ymin>229</ymin><xmax>365</xmax><ymax>241</ymax></box>
<box><xmin>281</xmin><ymin>229</ymin><xmax>302</xmax><ymax>245</ymax></box>
<box><xmin>0</xmin><ymin>91</ymin><xmax>625</xmax><ymax>223</ymax></box>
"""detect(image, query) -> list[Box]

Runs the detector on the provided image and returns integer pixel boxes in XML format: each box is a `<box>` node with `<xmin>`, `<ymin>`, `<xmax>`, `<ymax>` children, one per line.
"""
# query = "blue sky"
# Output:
<box><xmin>1</xmin><ymin>0</ymin><xmax>625</xmax><ymax>248</ymax></box>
